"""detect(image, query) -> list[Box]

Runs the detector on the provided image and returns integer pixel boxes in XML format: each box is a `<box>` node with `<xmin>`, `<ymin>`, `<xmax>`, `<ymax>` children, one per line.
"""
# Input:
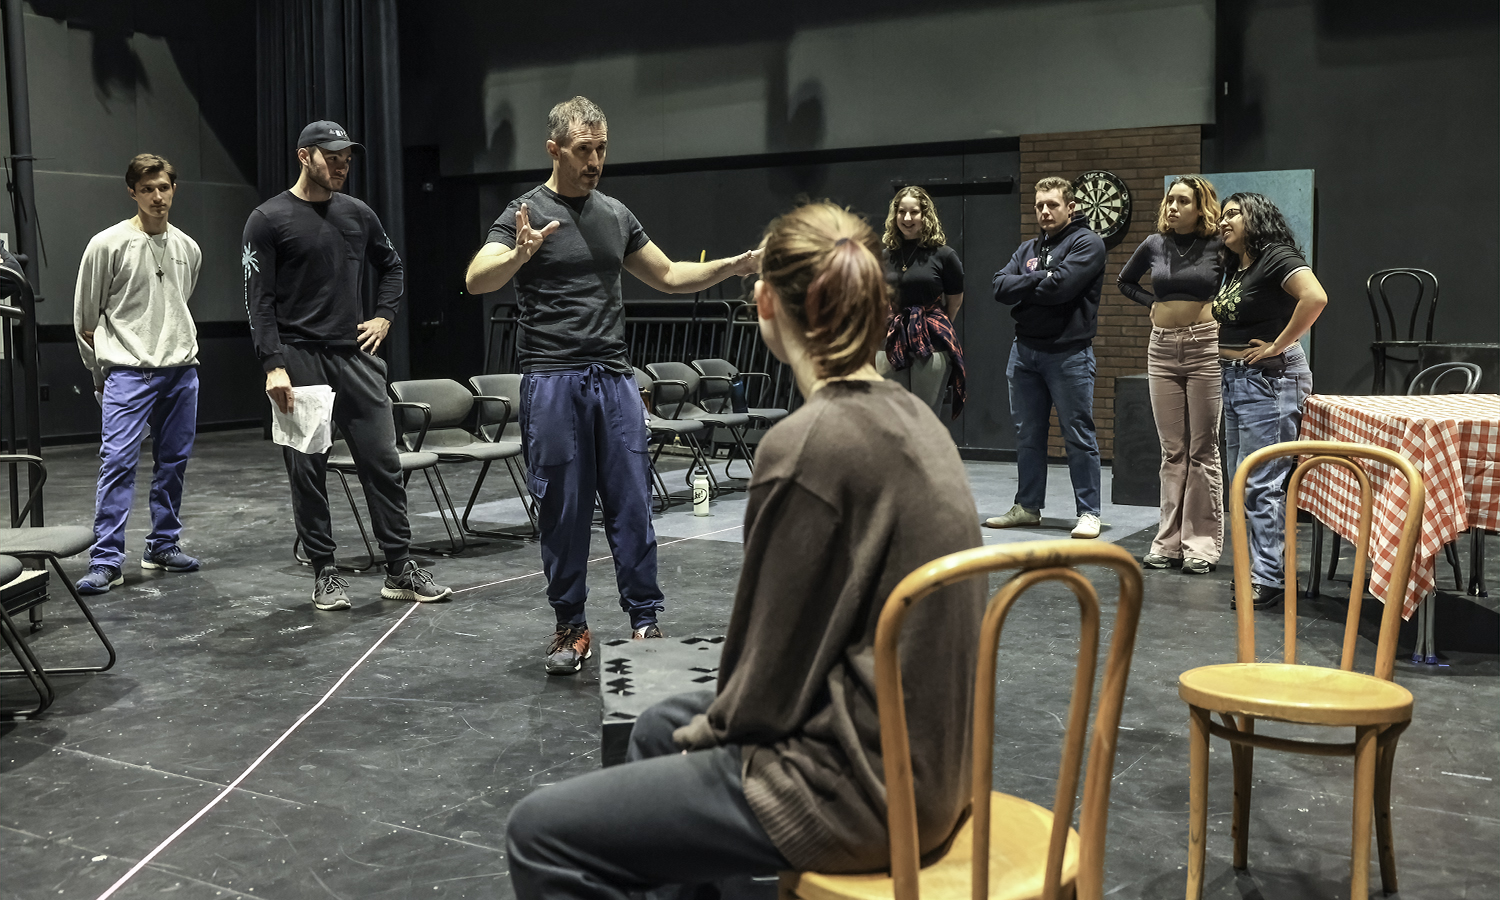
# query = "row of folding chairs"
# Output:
<box><xmin>295</xmin><ymin>374</ymin><xmax>534</xmax><ymax>570</ymax></box>
<box><xmin>633</xmin><ymin>359</ymin><xmax>788</xmax><ymax>509</ymax></box>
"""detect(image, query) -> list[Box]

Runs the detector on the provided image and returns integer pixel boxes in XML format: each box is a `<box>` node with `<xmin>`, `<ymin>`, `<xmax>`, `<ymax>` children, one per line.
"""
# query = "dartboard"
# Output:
<box><xmin>1071</xmin><ymin>170</ymin><xmax>1132</xmax><ymax>247</ymax></box>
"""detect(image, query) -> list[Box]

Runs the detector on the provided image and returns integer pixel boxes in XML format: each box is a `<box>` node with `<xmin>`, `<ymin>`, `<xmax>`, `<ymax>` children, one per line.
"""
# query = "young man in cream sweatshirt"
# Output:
<box><xmin>73</xmin><ymin>153</ymin><xmax>202</xmax><ymax>594</ymax></box>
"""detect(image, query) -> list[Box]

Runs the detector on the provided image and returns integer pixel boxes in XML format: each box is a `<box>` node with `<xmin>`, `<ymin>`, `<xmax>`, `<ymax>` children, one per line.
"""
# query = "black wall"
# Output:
<box><xmin>413</xmin><ymin>146</ymin><xmax>1021</xmax><ymax>451</ymax></box>
<box><xmin>1214</xmin><ymin>0</ymin><xmax>1500</xmax><ymax>392</ymax></box>
<box><xmin>401</xmin><ymin>0</ymin><xmax>1499</xmax><ymax>457</ymax></box>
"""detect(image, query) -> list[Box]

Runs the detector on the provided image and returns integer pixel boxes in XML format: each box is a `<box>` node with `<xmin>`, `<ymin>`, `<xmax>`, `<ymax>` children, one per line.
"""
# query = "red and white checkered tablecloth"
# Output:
<box><xmin>1298</xmin><ymin>394</ymin><xmax>1500</xmax><ymax>618</ymax></box>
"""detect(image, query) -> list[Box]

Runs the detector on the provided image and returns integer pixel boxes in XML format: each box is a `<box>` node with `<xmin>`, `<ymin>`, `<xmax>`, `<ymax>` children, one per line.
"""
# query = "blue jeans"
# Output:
<box><xmin>1221</xmin><ymin>344</ymin><xmax>1313</xmax><ymax>589</ymax></box>
<box><xmin>1007</xmin><ymin>342</ymin><xmax>1101</xmax><ymax>515</ymax></box>
<box><xmin>92</xmin><ymin>366</ymin><xmax>199</xmax><ymax>568</ymax></box>
<box><xmin>520</xmin><ymin>367</ymin><xmax>664</xmax><ymax>629</ymax></box>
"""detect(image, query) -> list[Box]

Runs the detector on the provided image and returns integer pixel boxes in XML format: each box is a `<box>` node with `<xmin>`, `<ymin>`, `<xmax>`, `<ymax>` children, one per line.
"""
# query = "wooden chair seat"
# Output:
<box><xmin>783</xmin><ymin>791</ymin><xmax>1080</xmax><ymax>900</ymax></box>
<box><xmin>1178</xmin><ymin>663</ymin><xmax>1413</xmax><ymax>727</ymax></box>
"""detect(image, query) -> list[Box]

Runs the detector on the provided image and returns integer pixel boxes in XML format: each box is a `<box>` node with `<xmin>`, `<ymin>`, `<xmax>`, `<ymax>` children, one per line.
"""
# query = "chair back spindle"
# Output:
<box><xmin>874</xmin><ymin>540</ymin><xmax>1143</xmax><ymax>900</ymax></box>
<box><xmin>1229</xmin><ymin>441</ymin><xmax>1423</xmax><ymax>681</ymax></box>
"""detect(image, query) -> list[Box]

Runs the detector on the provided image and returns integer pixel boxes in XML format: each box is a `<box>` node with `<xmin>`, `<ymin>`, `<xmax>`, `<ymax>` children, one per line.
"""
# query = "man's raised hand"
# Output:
<box><xmin>515</xmin><ymin>203</ymin><xmax>560</xmax><ymax>262</ymax></box>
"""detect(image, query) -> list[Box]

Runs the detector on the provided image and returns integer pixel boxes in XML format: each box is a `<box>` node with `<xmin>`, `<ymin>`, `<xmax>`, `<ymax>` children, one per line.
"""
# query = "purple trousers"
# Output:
<box><xmin>91</xmin><ymin>365</ymin><xmax>199</xmax><ymax>568</ymax></box>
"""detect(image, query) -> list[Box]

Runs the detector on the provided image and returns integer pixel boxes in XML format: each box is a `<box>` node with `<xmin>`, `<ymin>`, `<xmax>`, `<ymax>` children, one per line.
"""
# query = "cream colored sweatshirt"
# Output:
<box><xmin>73</xmin><ymin>220</ymin><xmax>201</xmax><ymax>386</ymax></box>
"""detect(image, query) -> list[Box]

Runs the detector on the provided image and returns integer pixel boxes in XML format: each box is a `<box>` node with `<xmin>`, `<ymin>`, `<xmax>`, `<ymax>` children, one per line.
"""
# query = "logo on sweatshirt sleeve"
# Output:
<box><xmin>1025</xmin><ymin>256</ymin><xmax>1040</xmax><ymax>272</ymax></box>
<box><xmin>241</xmin><ymin>244</ymin><xmax>259</xmax><ymax>280</ymax></box>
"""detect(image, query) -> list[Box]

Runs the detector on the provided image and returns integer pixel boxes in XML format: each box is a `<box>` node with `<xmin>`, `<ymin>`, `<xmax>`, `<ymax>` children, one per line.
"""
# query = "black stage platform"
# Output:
<box><xmin>2</xmin><ymin>429</ymin><xmax>1496</xmax><ymax>898</ymax></box>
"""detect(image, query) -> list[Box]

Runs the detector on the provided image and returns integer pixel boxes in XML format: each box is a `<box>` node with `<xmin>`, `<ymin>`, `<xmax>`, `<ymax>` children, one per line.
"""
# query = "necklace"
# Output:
<box><xmin>898</xmin><ymin>243</ymin><xmax>920</xmax><ymax>272</ymax></box>
<box><xmin>144</xmin><ymin>230</ymin><xmax>169</xmax><ymax>279</ymax></box>
<box><xmin>1170</xmin><ymin>235</ymin><xmax>1199</xmax><ymax>259</ymax></box>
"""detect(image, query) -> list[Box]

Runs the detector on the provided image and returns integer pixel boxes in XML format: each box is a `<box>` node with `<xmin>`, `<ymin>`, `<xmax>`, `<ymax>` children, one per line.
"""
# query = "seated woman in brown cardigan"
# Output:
<box><xmin>505</xmin><ymin>201</ymin><xmax>985</xmax><ymax>900</ymax></box>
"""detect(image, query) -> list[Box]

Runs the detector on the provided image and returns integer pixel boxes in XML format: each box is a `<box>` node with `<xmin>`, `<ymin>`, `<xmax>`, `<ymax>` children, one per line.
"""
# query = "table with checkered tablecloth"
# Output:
<box><xmin>1297</xmin><ymin>394</ymin><xmax>1500</xmax><ymax>619</ymax></box>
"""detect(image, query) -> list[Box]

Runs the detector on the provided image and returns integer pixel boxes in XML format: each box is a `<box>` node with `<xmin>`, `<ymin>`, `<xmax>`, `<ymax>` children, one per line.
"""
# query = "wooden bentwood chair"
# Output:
<box><xmin>781</xmin><ymin>540</ymin><xmax>1144</xmax><ymax>900</ymax></box>
<box><xmin>1179</xmin><ymin>441</ymin><xmax>1423</xmax><ymax>900</ymax></box>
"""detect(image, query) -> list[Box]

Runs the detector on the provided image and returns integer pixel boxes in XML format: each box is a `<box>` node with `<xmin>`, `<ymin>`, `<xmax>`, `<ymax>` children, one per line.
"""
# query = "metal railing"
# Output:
<box><xmin>485</xmin><ymin>298</ymin><xmax>803</xmax><ymax>413</ymax></box>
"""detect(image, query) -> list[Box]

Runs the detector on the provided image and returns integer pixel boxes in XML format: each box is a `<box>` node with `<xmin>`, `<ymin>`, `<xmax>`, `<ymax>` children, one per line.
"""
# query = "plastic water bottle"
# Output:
<box><xmin>692</xmin><ymin>468</ymin><xmax>711</xmax><ymax>516</ymax></box>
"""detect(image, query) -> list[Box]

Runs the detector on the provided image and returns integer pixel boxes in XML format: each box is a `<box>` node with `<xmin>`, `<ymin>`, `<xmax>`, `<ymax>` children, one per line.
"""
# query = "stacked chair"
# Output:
<box><xmin>389</xmin><ymin>379</ymin><xmax>534</xmax><ymax>542</ymax></box>
<box><xmin>633</xmin><ymin>367</ymin><xmax>715</xmax><ymax>510</ymax></box>
<box><xmin>0</xmin><ymin>455</ymin><xmax>116</xmax><ymax>718</ymax></box>
<box><xmin>781</xmin><ymin>540</ymin><xmax>1144</xmax><ymax>900</ymax></box>
<box><xmin>689</xmin><ymin>357</ymin><xmax>789</xmax><ymax>430</ymax></box>
<box><xmin>1179</xmin><ymin>441</ymin><xmax>1423</xmax><ymax>900</ymax></box>
<box><xmin>645</xmin><ymin>361</ymin><xmax>756</xmax><ymax>483</ymax></box>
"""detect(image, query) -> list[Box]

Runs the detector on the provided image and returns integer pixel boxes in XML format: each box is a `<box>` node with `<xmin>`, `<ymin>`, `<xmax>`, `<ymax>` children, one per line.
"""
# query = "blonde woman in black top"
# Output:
<box><xmin>1117</xmin><ymin>175</ymin><xmax>1224</xmax><ymax>574</ymax></box>
<box><xmin>876</xmin><ymin>186</ymin><xmax>966</xmax><ymax>418</ymax></box>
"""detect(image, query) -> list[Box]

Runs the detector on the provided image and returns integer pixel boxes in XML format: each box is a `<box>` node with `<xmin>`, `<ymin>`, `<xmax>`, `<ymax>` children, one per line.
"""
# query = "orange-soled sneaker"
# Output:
<box><xmin>545</xmin><ymin>623</ymin><xmax>592</xmax><ymax>675</ymax></box>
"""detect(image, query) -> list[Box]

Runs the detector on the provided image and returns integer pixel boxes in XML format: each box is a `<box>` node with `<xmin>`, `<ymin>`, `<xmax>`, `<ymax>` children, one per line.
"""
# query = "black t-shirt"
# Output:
<box><xmin>1211</xmin><ymin>243</ymin><xmax>1311</xmax><ymax>345</ymax></box>
<box><xmin>487</xmin><ymin>185</ymin><xmax>649</xmax><ymax>373</ymax></box>
<box><xmin>243</xmin><ymin>191</ymin><xmax>404</xmax><ymax>372</ymax></box>
<box><xmin>886</xmin><ymin>243</ymin><xmax>963</xmax><ymax>309</ymax></box>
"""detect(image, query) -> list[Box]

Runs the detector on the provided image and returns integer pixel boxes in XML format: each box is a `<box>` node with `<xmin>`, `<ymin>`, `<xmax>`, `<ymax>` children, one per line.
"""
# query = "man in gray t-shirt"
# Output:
<box><xmin>466</xmin><ymin>96</ymin><xmax>758</xmax><ymax>676</ymax></box>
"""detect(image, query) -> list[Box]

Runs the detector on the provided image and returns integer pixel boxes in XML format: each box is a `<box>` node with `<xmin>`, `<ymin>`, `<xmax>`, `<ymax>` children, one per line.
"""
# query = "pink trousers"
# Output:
<box><xmin>1147</xmin><ymin>321</ymin><xmax>1223</xmax><ymax>562</ymax></box>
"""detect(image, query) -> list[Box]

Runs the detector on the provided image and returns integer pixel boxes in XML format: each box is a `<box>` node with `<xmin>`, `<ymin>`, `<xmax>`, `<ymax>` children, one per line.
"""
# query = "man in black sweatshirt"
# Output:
<box><xmin>989</xmin><ymin>176</ymin><xmax>1107</xmax><ymax>539</ymax></box>
<box><xmin>243</xmin><ymin>121</ymin><xmax>449</xmax><ymax>609</ymax></box>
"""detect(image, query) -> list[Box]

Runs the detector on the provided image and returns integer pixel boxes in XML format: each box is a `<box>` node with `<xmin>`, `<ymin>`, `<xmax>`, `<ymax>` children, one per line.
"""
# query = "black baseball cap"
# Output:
<box><xmin>297</xmin><ymin>120</ymin><xmax>361</xmax><ymax>152</ymax></box>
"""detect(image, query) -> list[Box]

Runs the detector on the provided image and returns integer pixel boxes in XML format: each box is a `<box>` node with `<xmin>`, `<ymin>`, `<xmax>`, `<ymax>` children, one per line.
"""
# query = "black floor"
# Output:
<box><xmin>2</xmin><ymin>430</ymin><xmax>1496</xmax><ymax>899</ymax></box>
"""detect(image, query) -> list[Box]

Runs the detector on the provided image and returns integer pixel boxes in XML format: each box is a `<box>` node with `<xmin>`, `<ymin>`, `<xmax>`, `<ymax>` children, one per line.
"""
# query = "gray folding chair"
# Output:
<box><xmin>690</xmin><ymin>357</ymin><xmax>789</xmax><ymax>428</ymax></box>
<box><xmin>291</xmin><ymin>404</ymin><xmax>457</xmax><ymax>567</ymax></box>
<box><xmin>633</xmin><ymin>367</ymin><xmax>715</xmax><ymax>509</ymax></box>
<box><xmin>390</xmin><ymin>379</ymin><xmax>535</xmax><ymax>541</ymax></box>
<box><xmin>0</xmin><ymin>455</ymin><xmax>116</xmax><ymax>718</ymax></box>
<box><xmin>646</xmin><ymin>361</ymin><xmax>755</xmax><ymax>483</ymax></box>
<box><xmin>468</xmin><ymin>373</ymin><xmax>539</xmax><ymax>537</ymax></box>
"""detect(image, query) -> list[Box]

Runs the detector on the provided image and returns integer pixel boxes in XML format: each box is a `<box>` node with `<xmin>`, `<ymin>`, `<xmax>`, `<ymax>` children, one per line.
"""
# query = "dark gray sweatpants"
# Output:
<box><xmin>506</xmin><ymin>691</ymin><xmax>788</xmax><ymax>900</ymax></box>
<box><xmin>279</xmin><ymin>343</ymin><xmax>409</xmax><ymax>571</ymax></box>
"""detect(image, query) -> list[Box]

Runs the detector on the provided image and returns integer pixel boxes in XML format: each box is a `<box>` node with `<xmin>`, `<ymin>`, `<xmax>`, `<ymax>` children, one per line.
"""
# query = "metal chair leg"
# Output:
<box><xmin>1443</xmin><ymin>541</ymin><xmax>1464</xmax><ymax>591</ymax></box>
<box><xmin>722</xmin><ymin>426</ymin><xmax>755</xmax><ymax>481</ymax></box>
<box><xmin>1469</xmin><ymin>529</ymin><xmax>1488</xmax><ymax>597</ymax></box>
<box><xmin>1327</xmin><ymin>532</ymin><xmax>1342</xmax><ymax>583</ymax></box>
<box><xmin>334</xmin><ymin>470</ymin><xmax>379</xmax><ymax>571</ymax></box>
<box><xmin>1308</xmin><ymin>520</ymin><xmax>1325</xmax><ymax>599</ymax></box>
<box><xmin>460</xmin><ymin>458</ymin><xmax>539</xmax><ymax>540</ymax></box>
<box><xmin>27</xmin><ymin>555</ymin><xmax>118</xmax><ymax>674</ymax></box>
<box><xmin>0</xmin><ymin>599</ymin><xmax>53</xmax><ymax>717</ymax></box>
<box><xmin>422</xmin><ymin>466</ymin><xmax>466</xmax><ymax>555</ymax></box>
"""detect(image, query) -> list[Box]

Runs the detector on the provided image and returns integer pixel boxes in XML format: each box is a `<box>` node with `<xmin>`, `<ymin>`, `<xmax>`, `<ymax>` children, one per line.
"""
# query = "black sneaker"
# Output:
<box><xmin>545</xmin><ymin>624</ymin><xmax>592</xmax><ymax>675</ymax></box>
<box><xmin>632</xmin><ymin>623</ymin><xmax>664</xmax><ymax>640</ymax></box>
<box><xmin>381</xmin><ymin>560</ymin><xmax>452</xmax><ymax>603</ymax></box>
<box><xmin>313</xmin><ymin>566</ymin><xmax>351</xmax><ymax>611</ymax></box>
<box><xmin>1231</xmin><ymin>583</ymin><xmax>1283</xmax><ymax>611</ymax></box>
<box><xmin>142</xmin><ymin>545</ymin><xmax>201</xmax><ymax>572</ymax></box>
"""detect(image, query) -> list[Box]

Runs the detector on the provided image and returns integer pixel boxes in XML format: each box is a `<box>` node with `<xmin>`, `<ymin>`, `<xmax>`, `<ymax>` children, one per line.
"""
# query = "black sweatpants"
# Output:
<box><xmin>279</xmin><ymin>344</ymin><xmax>410</xmax><ymax>570</ymax></box>
<box><xmin>506</xmin><ymin>692</ymin><xmax>789</xmax><ymax>900</ymax></box>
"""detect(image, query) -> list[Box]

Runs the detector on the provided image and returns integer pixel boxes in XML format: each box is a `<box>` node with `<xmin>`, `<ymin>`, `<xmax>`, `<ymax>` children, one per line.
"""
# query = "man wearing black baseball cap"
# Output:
<box><xmin>243</xmin><ymin>120</ymin><xmax>450</xmax><ymax>609</ymax></box>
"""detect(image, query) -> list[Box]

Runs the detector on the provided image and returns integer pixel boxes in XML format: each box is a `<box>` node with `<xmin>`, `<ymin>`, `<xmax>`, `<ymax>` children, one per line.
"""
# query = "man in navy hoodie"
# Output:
<box><xmin>988</xmin><ymin>176</ymin><xmax>1107</xmax><ymax>539</ymax></box>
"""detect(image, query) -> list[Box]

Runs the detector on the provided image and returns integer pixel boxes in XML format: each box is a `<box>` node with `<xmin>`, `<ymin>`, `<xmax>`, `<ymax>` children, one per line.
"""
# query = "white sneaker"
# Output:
<box><xmin>983</xmin><ymin>504</ymin><xmax>1042</xmax><ymax>528</ymax></box>
<box><xmin>1071</xmin><ymin>513</ymin><xmax>1101</xmax><ymax>539</ymax></box>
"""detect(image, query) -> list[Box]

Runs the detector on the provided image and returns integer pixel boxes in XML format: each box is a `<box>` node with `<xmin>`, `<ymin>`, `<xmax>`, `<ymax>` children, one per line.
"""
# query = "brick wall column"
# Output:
<box><xmin>1016</xmin><ymin>124</ymin><xmax>1202</xmax><ymax>461</ymax></box>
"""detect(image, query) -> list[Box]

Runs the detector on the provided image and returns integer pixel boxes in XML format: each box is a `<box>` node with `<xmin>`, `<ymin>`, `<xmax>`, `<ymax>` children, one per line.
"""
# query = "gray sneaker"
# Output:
<box><xmin>77</xmin><ymin>565</ymin><xmax>123</xmax><ymax>595</ymax></box>
<box><xmin>983</xmin><ymin>504</ymin><xmax>1041</xmax><ymax>529</ymax></box>
<box><xmin>1183</xmin><ymin>557</ymin><xmax>1213</xmax><ymax>575</ymax></box>
<box><xmin>312</xmin><ymin>566</ymin><xmax>352</xmax><ymax>611</ymax></box>
<box><xmin>381</xmin><ymin>560</ymin><xmax>452</xmax><ymax>603</ymax></box>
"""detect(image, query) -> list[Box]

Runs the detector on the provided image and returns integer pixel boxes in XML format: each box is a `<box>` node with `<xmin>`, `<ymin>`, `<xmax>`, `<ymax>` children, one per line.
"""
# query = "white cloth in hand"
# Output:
<box><xmin>268</xmin><ymin>385</ymin><xmax>336</xmax><ymax>455</ymax></box>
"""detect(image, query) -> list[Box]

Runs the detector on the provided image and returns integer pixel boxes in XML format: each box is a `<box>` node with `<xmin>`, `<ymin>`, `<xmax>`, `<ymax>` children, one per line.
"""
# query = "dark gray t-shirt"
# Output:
<box><xmin>487</xmin><ymin>185</ymin><xmax>649</xmax><ymax>373</ymax></box>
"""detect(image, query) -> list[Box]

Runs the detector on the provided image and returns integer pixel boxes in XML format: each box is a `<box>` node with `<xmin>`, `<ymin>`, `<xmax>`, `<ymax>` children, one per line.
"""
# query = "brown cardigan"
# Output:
<box><xmin>672</xmin><ymin>378</ymin><xmax>983</xmax><ymax>873</ymax></box>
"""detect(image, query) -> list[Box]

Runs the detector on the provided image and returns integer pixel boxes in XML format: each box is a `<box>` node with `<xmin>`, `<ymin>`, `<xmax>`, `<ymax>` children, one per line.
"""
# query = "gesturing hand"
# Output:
<box><xmin>515</xmin><ymin>202</ymin><xmax>560</xmax><ymax>262</ymax></box>
<box><xmin>358</xmin><ymin>316</ymin><xmax>391</xmax><ymax>353</ymax></box>
<box><xmin>729</xmin><ymin>247</ymin><xmax>762</xmax><ymax>277</ymax></box>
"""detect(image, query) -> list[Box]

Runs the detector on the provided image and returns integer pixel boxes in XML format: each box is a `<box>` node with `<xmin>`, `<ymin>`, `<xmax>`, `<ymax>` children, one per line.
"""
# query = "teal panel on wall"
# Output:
<box><xmin>1165</xmin><ymin>170</ymin><xmax>1316</xmax><ymax>267</ymax></box>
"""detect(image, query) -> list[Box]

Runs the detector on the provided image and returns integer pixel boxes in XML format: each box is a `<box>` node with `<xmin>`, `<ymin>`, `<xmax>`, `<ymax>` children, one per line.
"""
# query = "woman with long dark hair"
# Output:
<box><xmin>876</xmin><ymin>186</ymin><xmax>966</xmax><ymax>418</ymax></box>
<box><xmin>1118</xmin><ymin>175</ymin><xmax>1223</xmax><ymax>574</ymax></box>
<box><xmin>1213</xmin><ymin>192</ymin><xmax>1327</xmax><ymax>609</ymax></box>
<box><xmin>505</xmin><ymin>202</ymin><xmax>984</xmax><ymax>898</ymax></box>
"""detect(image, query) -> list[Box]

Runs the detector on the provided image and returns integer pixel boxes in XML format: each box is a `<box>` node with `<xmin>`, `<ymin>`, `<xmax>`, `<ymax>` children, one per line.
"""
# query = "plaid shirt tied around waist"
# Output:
<box><xmin>885</xmin><ymin>303</ymin><xmax>966</xmax><ymax>418</ymax></box>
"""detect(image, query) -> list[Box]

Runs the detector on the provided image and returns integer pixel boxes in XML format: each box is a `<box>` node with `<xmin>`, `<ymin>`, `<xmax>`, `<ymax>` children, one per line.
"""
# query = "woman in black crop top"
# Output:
<box><xmin>1118</xmin><ymin>175</ymin><xmax>1225</xmax><ymax>575</ymax></box>
<box><xmin>876</xmin><ymin>186</ymin><xmax>966</xmax><ymax>418</ymax></box>
<box><xmin>1211</xmin><ymin>192</ymin><xmax>1328</xmax><ymax>608</ymax></box>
